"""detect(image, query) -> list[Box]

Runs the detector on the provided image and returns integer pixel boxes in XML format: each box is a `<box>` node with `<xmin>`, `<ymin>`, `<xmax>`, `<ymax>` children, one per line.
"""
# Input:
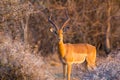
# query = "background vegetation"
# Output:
<box><xmin>0</xmin><ymin>0</ymin><xmax>120</xmax><ymax>80</ymax></box>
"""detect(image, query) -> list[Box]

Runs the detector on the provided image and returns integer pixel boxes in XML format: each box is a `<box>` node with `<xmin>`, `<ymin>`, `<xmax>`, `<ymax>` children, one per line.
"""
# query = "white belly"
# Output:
<box><xmin>72</xmin><ymin>53</ymin><xmax>87</xmax><ymax>64</ymax></box>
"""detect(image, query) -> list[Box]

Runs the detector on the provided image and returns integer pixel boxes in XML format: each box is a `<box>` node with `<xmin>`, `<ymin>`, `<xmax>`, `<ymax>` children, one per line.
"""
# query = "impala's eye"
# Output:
<box><xmin>54</xmin><ymin>31</ymin><xmax>57</xmax><ymax>35</ymax></box>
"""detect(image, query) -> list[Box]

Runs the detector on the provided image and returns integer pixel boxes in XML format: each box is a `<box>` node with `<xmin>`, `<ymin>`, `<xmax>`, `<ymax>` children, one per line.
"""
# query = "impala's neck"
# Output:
<box><xmin>58</xmin><ymin>30</ymin><xmax>65</xmax><ymax>58</ymax></box>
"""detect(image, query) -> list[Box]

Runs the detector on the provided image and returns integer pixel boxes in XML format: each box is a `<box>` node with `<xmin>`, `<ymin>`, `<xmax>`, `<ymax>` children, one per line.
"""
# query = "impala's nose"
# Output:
<box><xmin>58</xmin><ymin>38</ymin><xmax>61</xmax><ymax>41</ymax></box>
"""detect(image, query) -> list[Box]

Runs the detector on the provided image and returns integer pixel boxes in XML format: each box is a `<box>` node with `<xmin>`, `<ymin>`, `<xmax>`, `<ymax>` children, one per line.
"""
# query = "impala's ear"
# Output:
<box><xmin>63</xmin><ymin>26</ymin><xmax>70</xmax><ymax>32</ymax></box>
<box><xmin>50</xmin><ymin>27</ymin><xmax>57</xmax><ymax>34</ymax></box>
<box><xmin>50</xmin><ymin>27</ymin><xmax>54</xmax><ymax>32</ymax></box>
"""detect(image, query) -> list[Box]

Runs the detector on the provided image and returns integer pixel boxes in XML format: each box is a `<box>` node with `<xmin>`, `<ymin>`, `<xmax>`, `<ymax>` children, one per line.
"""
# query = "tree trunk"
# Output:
<box><xmin>105</xmin><ymin>1</ymin><xmax>111</xmax><ymax>54</ymax></box>
<box><xmin>21</xmin><ymin>14</ymin><xmax>30</xmax><ymax>45</ymax></box>
<box><xmin>24</xmin><ymin>15</ymin><xmax>29</xmax><ymax>44</ymax></box>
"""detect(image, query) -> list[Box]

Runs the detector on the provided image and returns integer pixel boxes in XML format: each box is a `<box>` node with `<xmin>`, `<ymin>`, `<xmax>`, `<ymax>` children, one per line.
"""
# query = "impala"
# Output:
<box><xmin>48</xmin><ymin>11</ymin><xmax>96</xmax><ymax>80</ymax></box>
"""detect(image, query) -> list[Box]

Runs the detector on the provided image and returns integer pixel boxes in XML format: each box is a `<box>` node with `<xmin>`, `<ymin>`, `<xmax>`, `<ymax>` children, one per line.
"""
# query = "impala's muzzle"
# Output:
<box><xmin>58</xmin><ymin>38</ymin><xmax>61</xmax><ymax>41</ymax></box>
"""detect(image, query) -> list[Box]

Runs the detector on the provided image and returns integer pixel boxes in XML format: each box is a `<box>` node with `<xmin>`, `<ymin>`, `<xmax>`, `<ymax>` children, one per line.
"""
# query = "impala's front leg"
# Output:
<box><xmin>67</xmin><ymin>64</ymin><xmax>72</xmax><ymax>80</ymax></box>
<box><xmin>63</xmin><ymin>63</ymin><xmax>67</xmax><ymax>78</ymax></box>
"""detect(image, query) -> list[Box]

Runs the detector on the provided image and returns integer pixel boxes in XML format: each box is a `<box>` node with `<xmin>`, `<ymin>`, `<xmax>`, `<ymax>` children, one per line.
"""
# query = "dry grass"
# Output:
<box><xmin>0</xmin><ymin>34</ymin><xmax>55</xmax><ymax>80</ymax></box>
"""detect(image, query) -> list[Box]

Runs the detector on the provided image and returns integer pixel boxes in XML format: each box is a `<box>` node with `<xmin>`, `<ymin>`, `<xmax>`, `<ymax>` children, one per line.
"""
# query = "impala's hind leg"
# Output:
<box><xmin>86</xmin><ymin>50</ymin><xmax>96</xmax><ymax>70</ymax></box>
<box><xmin>86</xmin><ymin>59</ymin><xmax>96</xmax><ymax>70</ymax></box>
